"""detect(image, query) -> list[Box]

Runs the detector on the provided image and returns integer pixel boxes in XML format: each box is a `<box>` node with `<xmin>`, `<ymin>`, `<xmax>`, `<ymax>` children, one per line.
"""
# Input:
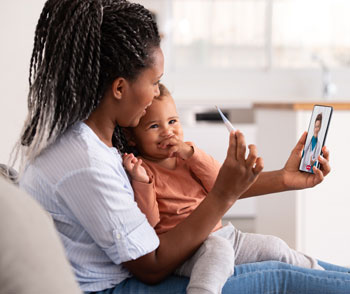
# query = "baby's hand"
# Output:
<box><xmin>123</xmin><ymin>153</ymin><xmax>150</xmax><ymax>183</ymax></box>
<box><xmin>158</xmin><ymin>135</ymin><xmax>194</xmax><ymax>159</ymax></box>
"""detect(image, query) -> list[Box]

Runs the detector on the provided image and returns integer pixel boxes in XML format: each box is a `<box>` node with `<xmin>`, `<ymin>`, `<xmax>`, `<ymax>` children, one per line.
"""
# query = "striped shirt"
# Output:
<box><xmin>20</xmin><ymin>122</ymin><xmax>159</xmax><ymax>292</ymax></box>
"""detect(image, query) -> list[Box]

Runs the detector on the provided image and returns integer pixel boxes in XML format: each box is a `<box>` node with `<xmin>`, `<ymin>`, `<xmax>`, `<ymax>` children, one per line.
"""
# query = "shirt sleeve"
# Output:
<box><xmin>185</xmin><ymin>143</ymin><xmax>221</xmax><ymax>193</ymax></box>
<box><xmin>56</xmin><ymin>165</ymin><xmax>159</xmax><ymax>264</ymax></box>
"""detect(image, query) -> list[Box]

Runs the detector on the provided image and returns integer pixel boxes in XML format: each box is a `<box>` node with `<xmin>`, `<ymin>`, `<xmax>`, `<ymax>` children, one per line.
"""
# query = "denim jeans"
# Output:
<box><xmin>86</xmin><ymin>260</ymin><xmax>350</xmax><ymax>294</ymax></box>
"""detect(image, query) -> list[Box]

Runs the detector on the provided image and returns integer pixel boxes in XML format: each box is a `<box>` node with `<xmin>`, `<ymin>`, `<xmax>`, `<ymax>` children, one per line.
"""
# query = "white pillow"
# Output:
<box><xmin>0</xmin><ymin>177</ymin><xmax>81</xmax><ymax>294</ymax></box>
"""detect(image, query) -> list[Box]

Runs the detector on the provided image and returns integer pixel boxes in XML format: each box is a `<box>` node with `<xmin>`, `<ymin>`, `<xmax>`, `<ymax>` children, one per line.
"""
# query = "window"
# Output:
<box><xmin>159</xmin><ymin>0</ymin><xmax>350</xmax><ymax>70</ymax></box>
<box><xmin>171</xmin><ymin>0</ymin><xmax>267</xmax><ymax>68</ymax></box>
<box><xmin>273</xmin><ymin>0</ymin><xmax>350</xmax><ymax>68</ymax></box>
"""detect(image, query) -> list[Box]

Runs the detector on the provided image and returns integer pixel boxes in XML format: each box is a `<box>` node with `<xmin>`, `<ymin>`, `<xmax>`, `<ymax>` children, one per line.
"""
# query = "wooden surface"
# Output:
<box><xmin>253</xmin><ymin>102</ymin><xmax>350</xmax><ymax>110</ymax></box>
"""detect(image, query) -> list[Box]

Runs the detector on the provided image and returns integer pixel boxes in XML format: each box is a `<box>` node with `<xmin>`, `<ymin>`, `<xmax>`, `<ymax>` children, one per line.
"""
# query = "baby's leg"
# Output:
<box><xmin>175</xmin><ymin>235</ymin><xmax>235</xmax><ymax>294</ymax></box>
<box><xmin>233</xmin><ymin>230</ymin><xmax>324</xmax><ymax>270</ymax></box>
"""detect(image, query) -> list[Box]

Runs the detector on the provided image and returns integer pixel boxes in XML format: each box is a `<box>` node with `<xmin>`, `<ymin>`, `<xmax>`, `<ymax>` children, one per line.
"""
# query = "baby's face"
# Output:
<box><xmin>131</xmin><ymin>95</ymin><xmax>184</xmax><ymax>160</ymax></box>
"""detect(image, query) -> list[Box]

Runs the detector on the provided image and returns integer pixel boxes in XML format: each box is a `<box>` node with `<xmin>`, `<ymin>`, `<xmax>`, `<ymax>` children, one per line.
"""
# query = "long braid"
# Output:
<box><xmin>12</xmin><ymin>0</ymin><xmax>160</xmax><ymax>171</ymax></box>
<box><xmin>19</xmin><ymin>0</ymin><xmax>103</xmax><ymax>161</ymax></box>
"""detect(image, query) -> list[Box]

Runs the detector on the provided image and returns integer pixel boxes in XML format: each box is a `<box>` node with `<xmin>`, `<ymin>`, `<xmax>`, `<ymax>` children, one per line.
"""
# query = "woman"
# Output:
<box><xmin>15</xmin><ymin>0</ymin><xmax>350</xmax><ymax>293</ymax></box>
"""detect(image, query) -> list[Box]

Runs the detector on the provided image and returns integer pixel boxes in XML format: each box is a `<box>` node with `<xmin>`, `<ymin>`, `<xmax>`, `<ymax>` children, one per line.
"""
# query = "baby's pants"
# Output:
<box><xmin>175</xmin><ymin>222</ymin><xmax>324</xmax><ymax>294</ymax></box>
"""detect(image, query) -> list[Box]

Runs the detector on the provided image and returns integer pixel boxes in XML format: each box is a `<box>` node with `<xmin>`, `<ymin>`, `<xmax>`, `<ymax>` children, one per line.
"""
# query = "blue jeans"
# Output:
<box><xmin>87</xmin><ymin>260</ymin><xmax>350</xmax><ymax>294</ymax></box>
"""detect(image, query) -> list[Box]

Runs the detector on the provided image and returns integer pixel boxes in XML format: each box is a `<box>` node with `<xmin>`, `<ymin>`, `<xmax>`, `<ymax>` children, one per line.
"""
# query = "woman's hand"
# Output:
<box><xmin>123</xmin><ymin>153</ymin><xmax>150</xmax><ymax>183</ymax></box>
<box><xmin>282</xmin><ymin>132</ymin><xmax>331</xmax><ymax>190</ymax></box>
<box><xmin>158</xmin><ymin>135</ymin><xmax>194</xmax><ymax>160</ymax></box>
<box><xmin>211</xmin><ymin>130</ymin><xmax>264</xmax><ymax>203</ymax></box>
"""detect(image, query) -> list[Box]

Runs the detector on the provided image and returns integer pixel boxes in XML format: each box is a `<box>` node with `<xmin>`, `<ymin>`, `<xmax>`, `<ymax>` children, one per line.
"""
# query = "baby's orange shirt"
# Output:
<box><xmin>131</xmin><ymin>144</ymin><xmax>222</xmax><ymax>235</ymax></box>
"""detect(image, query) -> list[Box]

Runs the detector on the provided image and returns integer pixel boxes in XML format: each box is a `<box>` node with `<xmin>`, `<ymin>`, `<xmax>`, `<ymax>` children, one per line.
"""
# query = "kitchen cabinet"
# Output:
<box><xmin>254</xmin><ymin>102</ymin><xmax>350</xmax><ymax>266</ymax></box>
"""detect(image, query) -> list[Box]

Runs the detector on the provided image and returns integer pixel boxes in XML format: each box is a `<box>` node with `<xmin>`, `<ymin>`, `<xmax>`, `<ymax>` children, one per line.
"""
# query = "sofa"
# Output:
<box><xmin>0</xmin><ymin>172</ymin><xmax>81</xmax><ymax>294</ymax></box>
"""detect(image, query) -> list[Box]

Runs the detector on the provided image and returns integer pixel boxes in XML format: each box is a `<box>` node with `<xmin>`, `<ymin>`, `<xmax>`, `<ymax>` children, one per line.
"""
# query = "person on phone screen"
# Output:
<box><xmin>301</xmin><ymin>113</ymin><xmax>322</xmax><ymax>173</ymax></box>
<box><xmin>123</xmin><ymin>84</ymin><xmax>324</xmax><ymax>294</ymax></box>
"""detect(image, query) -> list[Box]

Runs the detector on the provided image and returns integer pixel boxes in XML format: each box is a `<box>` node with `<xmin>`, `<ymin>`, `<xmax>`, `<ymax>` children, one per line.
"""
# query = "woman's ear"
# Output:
<box><xmin>122</xmin><ymin>128</ymin><xmax>137</xmax><ymax>146</ymax></box>
<box><xmin>112</xmin><ymin>78</ymin><xmax>126</xmax><ymax>100</ymax></box>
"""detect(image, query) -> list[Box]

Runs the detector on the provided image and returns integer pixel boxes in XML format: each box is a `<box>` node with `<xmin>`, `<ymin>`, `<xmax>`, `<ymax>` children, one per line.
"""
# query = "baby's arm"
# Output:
<box><xmin>186</xmin><ymin>144</ymin><xmax>221</xmax><ymax>193</ymax></box>
<box><xmin>123</xmin><ymin>154</ymin><xmax>160</xmax><ymax>227</ymax></box>
<box><xmin>123</xmin><ymin>153</ymin><xmax>149</xmax><ymax>183</ymax></box>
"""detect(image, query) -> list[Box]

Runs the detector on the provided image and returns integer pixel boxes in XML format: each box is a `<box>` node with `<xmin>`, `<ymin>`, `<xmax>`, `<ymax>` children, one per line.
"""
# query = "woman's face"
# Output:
<box><xmin>117</xmin><ymin>47</ymin><xmax>164</xmax><ymax>127</ymax></box>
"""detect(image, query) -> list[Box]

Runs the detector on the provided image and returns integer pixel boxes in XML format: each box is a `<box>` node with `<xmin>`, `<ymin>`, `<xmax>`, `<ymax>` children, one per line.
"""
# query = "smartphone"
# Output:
<box><xmin>299</xmin><ymin>105</ymin><xmax>333</xmax><ymax>173</ymax></box>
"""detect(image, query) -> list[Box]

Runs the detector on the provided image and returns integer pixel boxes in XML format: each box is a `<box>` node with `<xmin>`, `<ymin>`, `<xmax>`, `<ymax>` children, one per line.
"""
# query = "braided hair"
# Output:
<box><xmin>13</xmin><ymin>0</ymin><xmax>160</xmax><ymax>168</ymax></box>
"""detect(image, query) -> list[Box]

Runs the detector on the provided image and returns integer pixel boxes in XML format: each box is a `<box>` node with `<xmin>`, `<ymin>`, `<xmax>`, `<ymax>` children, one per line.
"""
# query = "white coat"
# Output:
<box><xmin>300</xmin><ymin>136</ymin><xmax>321</xmax><ymax>172</ymax></box>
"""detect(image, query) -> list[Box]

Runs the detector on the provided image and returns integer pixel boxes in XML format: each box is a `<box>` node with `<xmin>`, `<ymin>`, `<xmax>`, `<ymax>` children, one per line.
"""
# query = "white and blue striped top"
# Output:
<box><xmin>20</xmin><ymin>122</ymin><xmax>159</xmax><ymax>292</ymax></box>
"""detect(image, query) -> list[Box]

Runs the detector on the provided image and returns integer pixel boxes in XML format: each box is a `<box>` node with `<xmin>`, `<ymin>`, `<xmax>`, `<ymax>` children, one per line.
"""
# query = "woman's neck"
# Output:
<box><xmin>85</xmin><ymin>109</ymin><xmax>116</xmax><ymax>148</ymax></box>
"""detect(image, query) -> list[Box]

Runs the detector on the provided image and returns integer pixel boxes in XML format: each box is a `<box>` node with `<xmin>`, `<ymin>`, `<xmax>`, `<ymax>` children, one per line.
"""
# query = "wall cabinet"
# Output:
<box><xmin>180</xmin><ymin>104</ymin><xmax>256</xmax><ymax>219</ymax></box>
<box><xmin>254</xmin><ymin>102</ymin><xmax>350</xmax><ymax>266</ymax></box>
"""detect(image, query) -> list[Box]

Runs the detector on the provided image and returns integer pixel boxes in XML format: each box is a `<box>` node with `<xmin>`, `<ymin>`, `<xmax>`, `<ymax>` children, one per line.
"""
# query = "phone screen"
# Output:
<box><xmin>299</xmin><ymin>105</ymin><xmax>333</xmax><ymax>173</ymax></box>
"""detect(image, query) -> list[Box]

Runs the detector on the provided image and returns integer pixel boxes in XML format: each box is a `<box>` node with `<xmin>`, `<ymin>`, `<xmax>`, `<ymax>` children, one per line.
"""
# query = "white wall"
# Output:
<box><xmin>0</xmin><ymin>1</ymin><xmax>46</xmax><ymax>164</ymax></box>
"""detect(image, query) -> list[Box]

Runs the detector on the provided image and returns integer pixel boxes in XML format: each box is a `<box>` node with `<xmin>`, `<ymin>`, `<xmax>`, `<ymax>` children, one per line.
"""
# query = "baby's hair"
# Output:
<box><xmin>157</xmin><ymin>83</ymin><xmax>171</xmax><ymax>100</ymax></box>
<box><xmin>12</xmin><ymin>0</ymin><xmax>160</xmax><ymax>170</ymax></box>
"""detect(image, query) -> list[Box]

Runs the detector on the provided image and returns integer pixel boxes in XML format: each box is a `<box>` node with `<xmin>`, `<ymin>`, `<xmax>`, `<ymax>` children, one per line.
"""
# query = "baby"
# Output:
<box><xmin>123</xmin><ymin>84</ymin><xmax>323</xmax><ymax>294</ymax></box>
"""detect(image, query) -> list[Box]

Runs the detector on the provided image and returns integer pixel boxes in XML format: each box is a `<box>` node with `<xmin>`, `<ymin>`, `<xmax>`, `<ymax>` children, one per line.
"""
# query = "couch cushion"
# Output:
<box><xmin>0</xmin><ymin>177</ymin><xmax>81</xmax><ymax>294</ymax></box>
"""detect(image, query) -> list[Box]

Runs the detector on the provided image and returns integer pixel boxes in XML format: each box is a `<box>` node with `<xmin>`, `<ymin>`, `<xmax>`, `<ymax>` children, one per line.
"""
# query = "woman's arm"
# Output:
<box><xmin>123</xmin><ymin>131</ymin><xmax>263</xmax><ymax>284</ymax></box>
<box><xmin>123</xmin><ymin>188</ymin><xmax>231</xmax><ymax>284</ymax></box>
<box><xmin>240</xmin><ymin>132</ymin><xmax>331</xmax><ymax>199</ymax></box>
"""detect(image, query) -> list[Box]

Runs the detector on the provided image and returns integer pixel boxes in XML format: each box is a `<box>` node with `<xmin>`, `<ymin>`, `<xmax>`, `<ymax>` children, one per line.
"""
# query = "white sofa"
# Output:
<box><xmin>0</xmin><ymin>175</ymin><xmax>81</xmax><ymax>294</ymax></box>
